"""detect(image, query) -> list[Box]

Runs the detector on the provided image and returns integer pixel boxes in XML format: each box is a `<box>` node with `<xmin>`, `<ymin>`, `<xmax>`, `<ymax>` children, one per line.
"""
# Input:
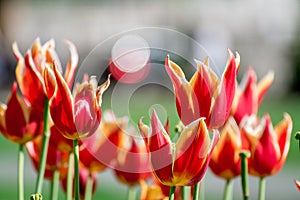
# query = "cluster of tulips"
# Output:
<box><xmin>0</xmin><ymin>38</ymin><xmax>295</xmax><ymax>200</ymax></box>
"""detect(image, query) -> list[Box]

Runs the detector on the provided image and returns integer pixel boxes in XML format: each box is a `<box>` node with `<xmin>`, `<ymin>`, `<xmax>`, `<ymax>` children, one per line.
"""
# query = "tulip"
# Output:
<box><xmin>13</xmin><ymin>38</ymin><xmax>78</xmax><ymax>108</ymax></box>
<box><xmin>80</xmin><ymin>110</ymin><xmax>127</xmax><ymax>172</ymax></box>
<box><xmin>209</xmin><ymin>117</ymin><xmax>242</xmax><ymax>200</ymax></box>
<box><xmin>241</xmin><ymin>113</ymin><xmax>292</xmax><ymax>176</ymax></box>
<box><xmin>210</xmin><ymin>117</ymin><xmax>241</xmax><ymax>179</ymax></box>
<box><xmin>165</xmin><ymin>50</ymin><xmax>240</xmax><ymax>129</ymax></box>
<box><xmin>0</xmin><ymin>82</ymin><xmax>43</xmax><ymax>144</ymax></box>
<box><xmin>240</xmin><ymin>113</ymin><xmax>292</xmax><ymax>200</ymax></box>
<box><xmin>0</xmin><ymin>82</ymin><xmax>43</xmax><ymax>200</ymax></box>
<box><xmin>138</xmin><ymin>110</ymin><xmax>219</xmax><ymax>186</ymax></box>
<box><xmin>231</xmin><ymin>67</ymin><xmax>274</xmax><ymax>124</ymax></box>
<box><xmin>113</xmin><ymin>135</ymin><xmax>151</xmax><ymax>186</ymax></box>
<box><xmin>44</xmin><ymin>64</ymin><xmax>110</xmax><ymax>140</ymax></box>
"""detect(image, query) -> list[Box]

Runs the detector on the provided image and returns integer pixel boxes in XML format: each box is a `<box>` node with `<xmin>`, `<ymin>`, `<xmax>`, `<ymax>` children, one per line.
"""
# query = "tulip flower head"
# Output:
<box><xmin>240</xmin><ymin>113</ymin><xmax>292</xmax><ymax>177</ymax></box>
<box><xmin>209</xmin><ymin>117</ymin><xmax>242</xmax><ymax>179</ymax></box>
<box><xmin>0</xmin><ymin>82</ymin><xmax>43</xmax><ymax>144</ymax></box>
<box><xmin>139</xmin><ymin>110</ymin><xmax>219</xmax><ymax>186</ymax></box>
<box><xmin>113</xmin><ymin>134</ymin><xmax>151</xmax><ymax>186</ymax></box>
<box><xmin>13</xmin><ymin>38</ymin><xmax>78</xmax><ymax>108</ymax></box>
<box><xmin>165</xmin><ymin>49</ymin><xmax>240</xmax><ymax>129</ymax></box>
<box><xmin>44</xmin><ymin>63</ymin><xmax>110</xmax><ymax>140</ymax></box>
<box><xmin>231</xmin><ymin>67</ymin><xmax>274</xmax><ymax>124</ymax></box>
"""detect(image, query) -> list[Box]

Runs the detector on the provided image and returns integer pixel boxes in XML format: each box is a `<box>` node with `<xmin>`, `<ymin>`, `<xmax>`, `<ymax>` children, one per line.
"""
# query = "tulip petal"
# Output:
<box><xmin>43</xmin><ymin>65</ymin><xmax>57</xmax><ymax>99</ymax></box>
<box><xmin>165</xmin><ymin>56</ymin><xmax>198</xmax><ymax>125</ymax></box>
<box><xmin>257</xmin><ymin>71</ymin><xmax>274</xmax><ymax>105</ymax></box>
<box><xmin>15</xmin><ymin>50</ymin><xmax>45</xmax><ymax>107</ymax></box>
<box><xmin>189</xmin><ymin>61</ymin><xmax>218</xmax><ymax>123</ymax></box>
<box><xmin>188</xmin><ymin>129</ymin><xmax>219</xmax><ymax>185</ymax></box>
<box><xmin>74</xmin><ymin>81</ymin><xmax>99</xmax><ymax>137</ymax></box>
<box><xmin>5</xmin><ymin>83</ymin><xmax>29</xmax><ymax>143</ymax></box>
<box><xmin>210</xmin><ymin>117</ymin><xmax>241</xmax><ymax>179</ymax></box>
<box><xmin>274</xmin><ymin>113</ymin><xmax>292</xmax><ymax>172</ymax></box>
<box><xmin>173</xmin><ymin>118</ymin><xmax>210</xmax><ymax>185</ymax></box>
<box><xmin>209</xmin><ymin>50</ymin><xmax>237</xmax><ymax>129</ymax></box>
<box><xmin>50</xmin><ymin>63</ymin><xmax>77</xmax><ymax>139</ymax></box>
<box><xmin>149</xmin><ymin>110</ymin><xmax>173</xmax><ymax>185</ymax></box>
<box><xmin>249</xmin><ymin>114</ymin><xmax>281</xmax><ymax>176</ymax></box>
<box><xmin>96</xmin><ymin>75</ymin><xmax>111</xmax><ymax>106</ymax></box>
<box><xmin>233</xmin><ymin>67</ymin><xmax>258</xmax><ymax>124</ymax></box>
<box><xmin>64</xmin><ymin>40</ymin><xmax>79</xmax><ymax>89</ymax></box>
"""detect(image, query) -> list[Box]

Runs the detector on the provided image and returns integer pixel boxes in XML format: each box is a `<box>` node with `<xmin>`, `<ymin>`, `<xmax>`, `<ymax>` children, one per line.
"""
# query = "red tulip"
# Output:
<box><xmin>240</xmin><ymin>113</ymin><xmax>292</xmax><ymax>177</ymax></box>
<box><xmin>113</xmin><ymin>135</ymin><xmax>151</xmax><ymax>185</ymax></box>
<box><xmin>0</xmin><ymin>82</ymin><xmax>43</xmax><ymax>144</ymax></box>
<box><xmin>209</xmin><ymin>117</ymin><xmax>242</xmax><ymax>179</ymax></box>
<box><xmin>231</xmin><ymin>67</ymin><xmax>274</xmax><ymax>124</ymax></box>
<box><xmin>44</xmin><ymin>63</ymin><xmax>110</xmax><ymax>140</ymax></box>
<box><xmin>165</xmin><ymin>50</ymin><xmax>240</xmax><ymax>129</ymax></box>
<box><xmin>26</xmin><ymin>132</ymin><xmax>69</xmax><ymax>180</ymax></box>
<box><xmin>138</xmin><ymin>110</ymin><xmax>219</xmax><ymax>186</ymax></box>
<box><xmin>80</xmin><ymin>110</ymin><xmax>127</xmax><ymax>172</ymax></box>
<box><xmin>13</xmin><ymin>38</ymin><xmax>78</xmax><ymax>108</ymax></box>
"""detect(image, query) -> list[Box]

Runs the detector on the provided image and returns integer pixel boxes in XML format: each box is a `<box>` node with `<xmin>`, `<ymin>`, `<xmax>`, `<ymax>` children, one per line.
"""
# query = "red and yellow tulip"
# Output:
<box><xmin>231</xmin><ymin>67</ymin><xmax>274</xmax><ymax>124</ymax></box>
<box><xmin>240</xmin><ymin>113</ymin><xmax>292</xmax><ymax>177</ymax></box>
<box><xmin>209</xmin><ymin>117</ymin><xmax>242</xmax><ymax>179</ymax></box>
<box><xmin>13</xmin><ymin>38</ymin><xmax>78</xmax><ymax>108</ymax></box>
<box><xmin>138</xmin><ymin>110</ymin><xmax>219</xmax><ymax>186</ymax></box>
<box><xmin>165</xmin><ymin>50</ymin><xmax>240</xmax><ymax>129</ymax></box>
<box><xmin>43</xmin><ymin>64</ymin><xmax>110</xmax><ymax>140</ymax></box>
<box><xmin>80</xmin><ymin>110</ymin><xmax>127</xmax><ymax>172</ymax></box>
<box><xmin>113</xmin><ymin>135</ymin><xmax>151</xmax><ymax>185</ymax></box>
<box><xmin>0</xmin><ymin>83</ymin><xmax>43</xmax><ymax>144</ymax></box>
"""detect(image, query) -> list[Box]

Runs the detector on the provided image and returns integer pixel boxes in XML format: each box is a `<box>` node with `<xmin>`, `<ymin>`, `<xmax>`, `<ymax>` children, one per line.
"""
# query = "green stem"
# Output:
<box><xmin>74</xmin><ymin>139</ymin><xmax>80</xmax><ymax>200</ymax></box>
<box><xmin>84</xmin><ymin>174</ymin><xmax>94</xmax><ymax>200</ymax></box>
<box><xmin>18</xmin><ymin>144</ymin><xmax>24</xmax><ymax>200</ymax></box>
<box><xmin>182</xmin><ymin>186</ymin><xmax>191</xmax><ymax>200</ymax></box>
<box><xmin>193</xmin><ymin>182</ymin><xmax>200</xmax><ymax>200</ymax></box>
<box><xmin>35</xmin><ymin>98</ymin><xmax>50</xmax><ymax>194</ymax></box>
<box><xmin>239</xmin><ymin>151</ymin><xmax>250</xmax><ymax>200</ymax></box>
<box><xmin>66</xmin><ymin>152</ymin><xmax>74</xmax><ymax>200</ymax></box>
<box><xmin>223</xmin><ymin>179</ymin><xmax>233</xmax><ymax>200</ymax></box>
<box><xmin>169</xmin><ymin>186</ymin><xmax>176</xmax><ymax>200</ymax></box>
<box><xmin>50</xmin><ymin>169</ymin><xmax>60</xmax><ymax>200</ymax></box>
<box><xmin>127</xmin><ymin>185</ymin><xmax>137</xmax><ymax>200</ymax></box>
<box><xmin>259</xmin><ymin>177</ymin><xmax>266</xmax><ymax>200</ymax></box>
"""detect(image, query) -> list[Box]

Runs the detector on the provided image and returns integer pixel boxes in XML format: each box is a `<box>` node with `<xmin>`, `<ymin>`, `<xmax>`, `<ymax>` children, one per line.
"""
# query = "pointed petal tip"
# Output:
<box><xmin>11</xmin><ymin>82</ymin><xmax>18</xmax><ymax>93</ymax></box>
